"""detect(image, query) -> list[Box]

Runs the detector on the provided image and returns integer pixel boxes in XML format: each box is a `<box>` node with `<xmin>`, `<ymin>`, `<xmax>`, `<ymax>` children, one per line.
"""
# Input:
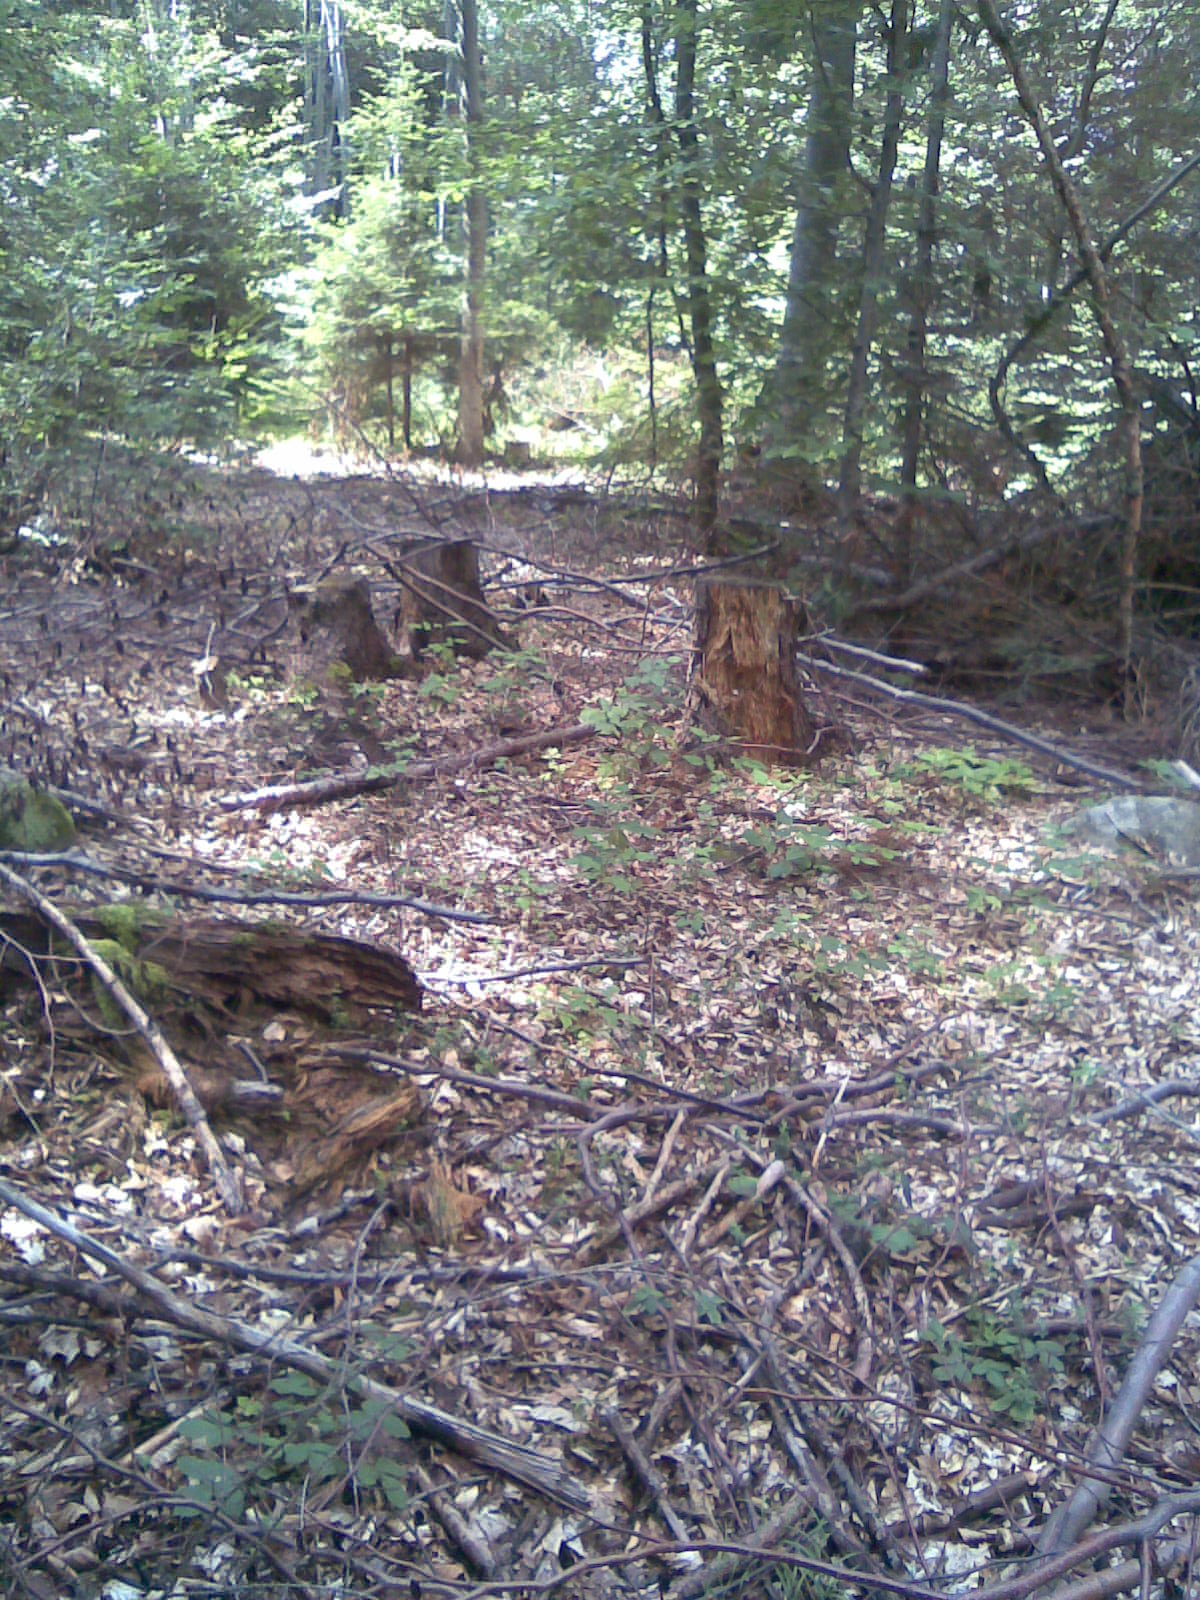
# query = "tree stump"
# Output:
<box><xmin>398</xmin><ymin>538</ymin><xmax>507</xmax><ymax>661</ymax></box>
<box><xmin>300</xmin><ymin>576</ymin><xmax>400</xmax><ymax>681</ymax></box>
<box><xmin>693</xmin><ymin>580</ymin><xmax>815</xmax><ymax>765</ymax></box>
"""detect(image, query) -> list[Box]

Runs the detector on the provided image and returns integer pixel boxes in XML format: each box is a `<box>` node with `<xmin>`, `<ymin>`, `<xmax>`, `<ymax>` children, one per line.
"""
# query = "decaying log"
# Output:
<box><xmin>0</xmin><ymin>865</ymin><xmax>244</xmax><ymax>1215</ymax></box>
<box><xmin>0</xmin><ymin>903</ymin><xmax>425</xmax><ymax>1200</ymax></box>
<box><xmin>219</xmin><ymin>720</ymin><xmax>596</xmax><ymax>813</ymax></box>
<box><xmin>693</xmin><ymin>580</ymin><xmax>816</xmax><ymax>765</ymax></box>
<box><xmin>397</xmin><ymin>537</ymin><xmax>508</xmax><ymax>660</ymax></box>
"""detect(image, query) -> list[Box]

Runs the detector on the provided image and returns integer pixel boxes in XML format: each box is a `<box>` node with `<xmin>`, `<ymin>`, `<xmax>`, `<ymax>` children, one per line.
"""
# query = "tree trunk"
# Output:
<box><xmin>693</xmin><ymin>581</ymin><xmax>815</xmax><ymax>766</ymax></box>
<box><xmin>764</xmin><ymin>1</ymin><xmax>860</xmax><ymax>454</ymax></box>
<box><xmin>977</xmin><ymin>0</ymin><xmax>1143</xmax><ymax>705</ymax></box>
<box><xmin>398</xmin><ymin>539</ymin><xmax>507</xmax><ymax>661</ymax></box>
<box><xmin>384</xmin><ymin>335</ymin><xmax>395</xmax><ymax>452</ymax></box>
<box><xmin>303</xmin><ymin>0</ymin><xmax>350</xmax><ymax>216</ymax></box>
<box><xmin>456</xmin><ymin>0</ymin><xmax>486</xmax><ymax>467</ymax></box>
<box><xmin>837</xmin><ymin>0</ymin><xmax>907</xmax><ymax>544</ymax></box>
<box><xmin>402</xmin><ymin>336</ymin><xmax>413</xmax><ymax>451</ymax></box>
<box><xmin>896</xmin><ymin>0</ymin><xmax>954</xmax><ymax>581</ymax></box>
<box><xmin>674</xmin><ymin>0</ymin><xmax>723</xmax><ymax>544</ymax></box>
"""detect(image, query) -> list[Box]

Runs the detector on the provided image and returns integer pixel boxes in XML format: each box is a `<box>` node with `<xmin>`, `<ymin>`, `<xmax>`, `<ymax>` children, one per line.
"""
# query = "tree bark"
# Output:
<box><xmin>674</xmin><ymin>0</ymin><xmax>723</xmax><ymax>544</ymax></box>
<box><xmin>977</xmin><ymin>0</ymin><xmax>1143</xmax><ymax>704</ymax></box>
<box><xmin>764</xmin><ymin>1</ymin><xmax>860</xmax><ymax>454</ymax></box>
<box><xmin>837</xmin><ymin>0</ymin><xmax>907</xmax><ymax>544</ymax></box>
<box><xmin>694</xmin><ymin>581</ymin><xmax>815</xmax><ymax>765</ymax></box>
<box><xmin>896</xmin><ymin>0</ymin><xmax>954</xmax><ymax>580</ymax></box>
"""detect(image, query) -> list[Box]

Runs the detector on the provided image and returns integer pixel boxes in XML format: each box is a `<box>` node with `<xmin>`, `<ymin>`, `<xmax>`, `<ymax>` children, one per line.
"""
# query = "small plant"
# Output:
<box><xmin>174</xmin><ymin>1368</ymin><xmax>413</xmax><ymax>1520</ymax></box>
<box><xmin>920</xmin><ymin>1302</ymin><xmax>1066</xmax><ymax>1424</ymax></box>
<box><xmin>903</xmin><ymin>745</ymin><xmax>1038</xmax><ymax>804</ymax></box>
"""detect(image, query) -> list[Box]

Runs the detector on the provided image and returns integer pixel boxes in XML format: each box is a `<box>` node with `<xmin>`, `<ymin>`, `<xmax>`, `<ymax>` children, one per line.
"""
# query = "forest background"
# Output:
<box><xmin>6</xmin><ymin>0</ymin><xmax>1199</xmax><ymax>620</ymax></box>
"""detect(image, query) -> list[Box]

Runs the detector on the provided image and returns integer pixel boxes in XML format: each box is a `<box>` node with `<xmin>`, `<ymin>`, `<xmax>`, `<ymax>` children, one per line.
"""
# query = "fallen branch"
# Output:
<box><xmin>0</xmin><ymin>850</ymin><xmax>494</xmax><ymax>925</ymax></box>
<box><xmin>798</xmin><ymin>655</ymin><xmax>1147</xmax><ymax>790</ymax></box>
<box><xmin>602</xmin><ymin>1404</ymin><xmax>691</xmax><ymax>1543</ymax></box>
<box><xmin>0</xmin><ymin>1179</ymin><xmax>591</xmax><ymax>1513</ymax></box>
<box><xmin>0</xmin><ymin>861</ymin><xmax>244</xmax><ymax>1216</ymax></box>
<box><xmin>1036</xmin><ymin>1250</ymin><xmax>1200</xmax><ymax>1558</ymax></box>
<box><xmin>219</xmin><ymin>721</ymin><xmax>596</xmax><ymax>813</ymax></box>
<box><xmin>1090</xmin><ymin>1078</ymin><xmax>1200</xmax><ymax>1125</ymax></box>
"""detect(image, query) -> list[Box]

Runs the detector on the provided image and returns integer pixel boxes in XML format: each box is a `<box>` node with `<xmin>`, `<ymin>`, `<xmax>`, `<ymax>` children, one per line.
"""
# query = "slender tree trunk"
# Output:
<box><xmin>896</xmin><ymin>0</ymin><xmax>954</xmax><ymax>579</ymax></box>
<box><xmin>765</xmin><ymin>1</ymin><xmax>860</xmax><ymax>452</ymax></box>
<box><xmin>674</xmin><ymin>0</ymin><xmax>723</xmax><ymax>544</ymax></box>
<box><xmin>455</xmin><ymin>0</ymin><xmax>486</xmax><ymax>467</ymax></box>
<box><xmin>837</xmin><ymin>0</ymin><xmax>907</xmax><ymax>542</ymax></box>
<box><xmin>384</xmin><ymin>336</ymin><xmax>395</xmax><ymax>452</ymax></box>
<box><xmin>402</xmin><ymin>337</ymin><xmax>413</xmax><ymax>452</ymax></box>
<box><xmin>302</xmin><ymin>0</ymin><xmax>349</xmax><ymax>215</ymax></box>
<box><xmin>977</xmin><ymin>0</ymin><xmax>1143</xmax><ymax>705</ymax></box>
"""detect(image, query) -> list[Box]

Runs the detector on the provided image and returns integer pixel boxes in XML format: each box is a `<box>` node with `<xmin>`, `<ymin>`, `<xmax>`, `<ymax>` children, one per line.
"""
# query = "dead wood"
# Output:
<box><xmin>0</xmin><ymin>1178</ymin><xmax>592</xmax><ymax>1512</ymax></box>
<box><xmin>0</xmin><ymin>900</ymin><xmax>425</xmax><ymax>1200</ymax></box>
<box><xmin>1036</xmin><ymin>1250</ymin><xmax>1200</xmax><ymax>1559</ymax></box>
<box><xmin>392</xmin><ymin>537</ymin><xmax>510</xmax><ymax>660</ymax></box>
<box><xmin>848</xmin><ymin>517</ymin><xmax>1113</xmax><ymax>618</ymax></box>
<box><xmin>0</xmin><ymin>850</ymin><xmax>494</xmax><ymax>924</ymax></box>
<box><xmin>602</xmin><ymin>1404</ymin><xmax>691</xmax><ymax>1543</ymax></box>
<box><xmin>0</xmin><ymin>862</ymin><xmax>244</xmax><ymax>1215</ymax></box>
<box><xmin>219</xmin><ymin>719</ymin><xmax>596</xmax><ymax>812</ymax></box>
<box><xmin>295</xmin><ymin>575</ymin><xmax>403</xmax><ymax>681</ymax></box>
<box><xmin>693</xmin><ymin>580</ymin><xmax>817</xmax><ymax>764</ymax></box>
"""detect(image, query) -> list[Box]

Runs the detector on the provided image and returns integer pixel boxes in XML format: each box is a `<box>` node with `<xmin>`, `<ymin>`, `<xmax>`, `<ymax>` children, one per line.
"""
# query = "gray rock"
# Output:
<box><xmin>1061</xmin><ymin>795</ymin><xmax>1200</xmax><ymax>866</ymax></box>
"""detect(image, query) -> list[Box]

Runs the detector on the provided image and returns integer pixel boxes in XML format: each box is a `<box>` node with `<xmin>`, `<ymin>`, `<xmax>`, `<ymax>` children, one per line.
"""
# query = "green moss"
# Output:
<box><xmin>95</xmin><ymin>902</ymin><xmax>164</xmax><ymax>952</ymax></box>
<box><xmin>0</xmin><ymin>776</ymin><xmax>76</xmax><ymax>852</ymax></box>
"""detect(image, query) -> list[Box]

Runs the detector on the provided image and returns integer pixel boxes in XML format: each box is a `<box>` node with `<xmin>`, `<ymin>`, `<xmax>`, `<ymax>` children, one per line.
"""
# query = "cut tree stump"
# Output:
<box><xmin>398</xmin><ymin>538</ymin><xmax>508</xmax><ymax>661</ymax></box>
<box><xmin>298</xmin><ymin>576</ymin><xmax>402</xmax><ymax>681</ymax></box>
<box><xmin>694</xmin><ymin>580</ymin><xmax>816</xmax><ymax>765</ymax></box>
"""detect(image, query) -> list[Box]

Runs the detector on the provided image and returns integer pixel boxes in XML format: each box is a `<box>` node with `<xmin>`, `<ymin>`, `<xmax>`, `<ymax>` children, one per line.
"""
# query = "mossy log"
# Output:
<box><xmin>693</xmin><ymin>580</ymin><xmax>815</xmax><ymax>765</ymax></box>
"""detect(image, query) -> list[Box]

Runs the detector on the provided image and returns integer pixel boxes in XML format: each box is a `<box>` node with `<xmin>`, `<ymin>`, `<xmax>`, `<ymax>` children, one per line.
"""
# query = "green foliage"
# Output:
<box><xmin>901</xmin><ymin>747</ymin><xmax>1039</xmax><ymax>805</ymax></box>
<box><xmin>920</xmin><ymin>1303</ymin><xmax>1066</xmax><ymax>1425</ymax></box>
<box><xmin>175</xmin><ymin>1368</ymin><xmax>413</xmax><ymax>1521</ymax></box>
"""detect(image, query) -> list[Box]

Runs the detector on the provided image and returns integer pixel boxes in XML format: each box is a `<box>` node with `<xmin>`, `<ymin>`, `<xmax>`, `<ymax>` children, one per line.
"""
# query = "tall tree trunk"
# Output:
<box><xmin>977</xmin><ymin>0</ymin><xmax>1143</xmax><ymax>706</ymax></box>
<box><xmin>896</xmin><ymin>0</ymin><xmax>954</xmax><ymax>579</ymax></box>
<box><xmin>837</xmin><ymin>0</ymin><xmax>907</xmax><ymax>544</ymax></box>
<box><xmin>455</xmin><ymin>0</ymin><xmax>486</xmax><ymax>467</ymax></box>
<box><xmin>764</xmin><ymin>1</ymin><xmax>860</xmax><ymax>454</ymax></box>
<box><xmin>674</xmin><ymin>0</ymin><xmax>723</xmax><ymax>544</ymax></box>
<box><xmin>302</xmin><ymin>0</ymin><xmax>350</xmax><ymax>215</ymax></box>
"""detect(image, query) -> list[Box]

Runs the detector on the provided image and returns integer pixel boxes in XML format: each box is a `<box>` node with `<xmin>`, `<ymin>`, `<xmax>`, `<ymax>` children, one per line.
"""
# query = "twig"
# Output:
<box><xmin>0</xmin><ymin>1180</ymin><xmax>591</xmax><ymax>1512</ymax></box>
<box><xmin>411</xmin><ymin>1463</ymin><xmax>498</xmax><ymax>1577</ymax></box>
<box><xmin>1091</xmin><ymin>1078</ymin><xmax>1200</xmax><ymax>1125</ymax></box>
<box><xmin>0</xmin><ymin>861</ymin><xmax>244</xmax><ymax>1215</ymax></box>
<box><xmin>677</xmin><ymin>1159</ymin><xmax>731</xmax><ymax>1260</ymax></box>
<box><xmin>601</xmin><ymin>1405</ymin><xmax>690</xmax><ymax>1542</ymax></box>
<box><xmin>219</xmin><ymin>721</ymin><xmax>596</xmax><ymax>812</ymax></box>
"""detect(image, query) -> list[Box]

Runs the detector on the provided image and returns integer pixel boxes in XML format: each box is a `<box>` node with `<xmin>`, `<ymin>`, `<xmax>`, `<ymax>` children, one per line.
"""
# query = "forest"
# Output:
<box><xmin>2</xmin><ymin>1</ymin><xmax>1200</xmax><ymax>1596</ymax></box>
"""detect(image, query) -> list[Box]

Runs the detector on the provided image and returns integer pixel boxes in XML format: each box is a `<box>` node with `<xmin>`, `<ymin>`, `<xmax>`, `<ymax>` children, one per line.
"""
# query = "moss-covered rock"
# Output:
<box><xmin>0</xmin><ymin>773</ymin><xmax>76</xmax><ymax>852</ymax></box>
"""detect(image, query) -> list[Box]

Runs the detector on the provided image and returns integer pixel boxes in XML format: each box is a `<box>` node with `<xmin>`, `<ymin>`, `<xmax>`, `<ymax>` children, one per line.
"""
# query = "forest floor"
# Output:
<box><xmin>2</xmin><ymin>453</ymin><xmax>1199</xmax><ymax>1599</ymax></box>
